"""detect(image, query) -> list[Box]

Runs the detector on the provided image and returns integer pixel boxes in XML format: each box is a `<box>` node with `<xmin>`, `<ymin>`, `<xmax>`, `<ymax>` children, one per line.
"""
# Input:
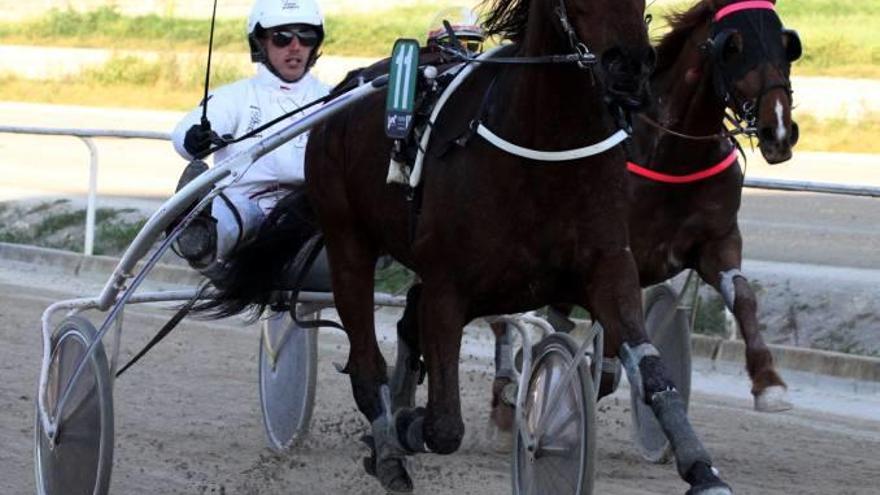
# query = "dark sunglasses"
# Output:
<box><xmin>463</xmin><ymin>40</ymin><xmax>483</xmax><ymax>54</ymax></box>
<box><xmin>269</xmin><ymin>27</ymin><xmax>319</xmax><ymax>48</ymax></box>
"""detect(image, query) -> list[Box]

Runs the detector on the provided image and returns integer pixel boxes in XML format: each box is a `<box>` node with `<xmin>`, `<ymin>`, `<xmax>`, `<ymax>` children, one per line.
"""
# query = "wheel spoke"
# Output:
<box><xmin>519</xmin><ymin>333</ymin><xmax>594</xmax><ymax>495</ymax></box>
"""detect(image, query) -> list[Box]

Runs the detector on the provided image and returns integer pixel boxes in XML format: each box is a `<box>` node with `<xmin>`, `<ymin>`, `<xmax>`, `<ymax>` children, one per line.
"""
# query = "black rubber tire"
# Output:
<box><xmin>513</xmin><ymin>333</ymin><xmax>596</xmax><ymax>495</ymax></box>
<box><xmin>34</xmin><ymin>316</ymin><xmax>114</xmax><ymax>495</ymax></box>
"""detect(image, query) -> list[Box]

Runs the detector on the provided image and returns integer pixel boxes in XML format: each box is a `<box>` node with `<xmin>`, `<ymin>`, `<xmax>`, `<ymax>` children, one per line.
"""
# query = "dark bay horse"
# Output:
<box><xmin>625</xmin><ymin>0</ymin><xmax>801</xmax><ymax>411</ymax></box>
<box><xmin>486</xmin><ymin>0</ymin><xmax>802</xmax><ymax>431</ymax></box>
<box><xmin>210</xmin><ymin>0</ymin><xmax>734</xmax><ymax>493</ymax></box>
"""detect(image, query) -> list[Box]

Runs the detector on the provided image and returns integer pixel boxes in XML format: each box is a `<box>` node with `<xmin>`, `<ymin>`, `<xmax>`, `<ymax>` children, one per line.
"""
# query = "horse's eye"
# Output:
<box><xmin>721</xmin><ymin>32</ymin><xmax>744</xmax><ymax>62</ymax></box>
<box><xmin>711</xmin><ymin>30</ymin><xmax>743</xmax><ymax>64</ymax></box>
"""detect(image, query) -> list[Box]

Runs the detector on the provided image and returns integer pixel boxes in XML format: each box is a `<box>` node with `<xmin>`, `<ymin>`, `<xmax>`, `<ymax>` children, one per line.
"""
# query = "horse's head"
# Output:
<box><xmin>482</xmin><ymin>0</ymin><xmax>655</xmax><ymax>111</ymax></box>
<box><xmin>705</xmin><ymin>0</ymin><xmax>801</xmax><ymax>163</ymax></box>
<box><xmin>568</xmin><ymin>0</ymin><xmax>656</xmax><ymax>111</ymax></box>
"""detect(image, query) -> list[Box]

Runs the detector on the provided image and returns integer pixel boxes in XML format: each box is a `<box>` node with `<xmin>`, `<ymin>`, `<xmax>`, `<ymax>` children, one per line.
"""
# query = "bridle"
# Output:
<box><xmin>641</xmin><ymin>1</ymin><xmax>801</xmax><ymax>143</ymax></box>
<box><xmin>554</xmin><ymin>0</ymin><xmax>596</xmax><ymax>70</ymax></box>
<box><xmin>413</xmin><ymin>0</ymin><xmax>654</xmax><ymax>170</ymax></box>
<box><xmin>704</xmin><ymin>1</ymin><xmax>800</xmax><ymax>138</ymax></box>
<box><xmin>439</xmin><ymin>0</ymin><xmax>600</xmax><ymax>69</ymax></box>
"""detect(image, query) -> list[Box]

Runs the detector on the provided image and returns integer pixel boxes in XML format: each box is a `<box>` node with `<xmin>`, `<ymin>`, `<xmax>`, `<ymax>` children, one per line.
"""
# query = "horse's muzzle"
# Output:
<box><xmin>600</xmin><ymin>46</ymin><xmax>655</xmax><ymax>111</ymax></box>
<box><xmin>758</xmin><ymin>120</ymin><xmax>798</xmax><ymax>164</ymax></box>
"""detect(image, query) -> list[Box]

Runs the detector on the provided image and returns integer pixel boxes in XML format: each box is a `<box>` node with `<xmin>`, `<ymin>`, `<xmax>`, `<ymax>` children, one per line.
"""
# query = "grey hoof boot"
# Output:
<box><xmin>685</xmin><ymin>462</ymin><xmax>733</xmax><ymax>495</ymax></box>
<box><xmin>362</xmin><ymin>416</ymin><xmax>414</xmax><ymax>493</ymax></box>
<box><xmin>389</xmin><ymin>356</ymin><xmax>424</xmax><ymax>412</ymax></box>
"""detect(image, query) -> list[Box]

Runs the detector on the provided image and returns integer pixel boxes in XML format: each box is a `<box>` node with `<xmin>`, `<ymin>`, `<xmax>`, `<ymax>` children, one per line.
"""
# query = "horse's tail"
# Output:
<box><xmin>196</xmin><ymin>184</ymin><xmax>319</xmax><ymax>320</ymax></box>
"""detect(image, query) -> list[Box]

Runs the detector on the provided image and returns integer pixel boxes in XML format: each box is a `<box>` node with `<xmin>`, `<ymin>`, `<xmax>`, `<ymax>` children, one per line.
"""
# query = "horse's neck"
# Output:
<box><xmin>642</xmin><ymin>41</ymin><xmax>730</xmax><ymax>172</ymax></box>
<box><xmin>494</xmin><ymin>59</ymin><xmax>611</xmax><ymax>149</ymax></box>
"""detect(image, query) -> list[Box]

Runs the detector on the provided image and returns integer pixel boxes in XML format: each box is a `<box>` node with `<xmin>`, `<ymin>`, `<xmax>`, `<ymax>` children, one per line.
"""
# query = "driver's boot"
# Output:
<box><xmin>171</xmin><ymin>160</ymin><xmax>216</xmax><ymax>268</ymax></box>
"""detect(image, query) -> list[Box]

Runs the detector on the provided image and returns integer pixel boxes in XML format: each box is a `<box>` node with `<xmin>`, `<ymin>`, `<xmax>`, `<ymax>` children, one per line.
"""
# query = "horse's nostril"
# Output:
<box><xmin>758</xmin><ymin>127</ymin><xmax>776</xmax><ymax>143</ymax></box>
<box><xmin>790</xmin><ymin>121</ymin><xmax>800</xmax><ymax>146</ymax></box>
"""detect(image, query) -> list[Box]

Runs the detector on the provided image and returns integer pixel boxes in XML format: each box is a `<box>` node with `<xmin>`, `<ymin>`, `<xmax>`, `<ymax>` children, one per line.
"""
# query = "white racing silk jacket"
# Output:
<box><xmin>172</xmin><ymin>65</ymin><xmax>330</xmax><ymax>205</ymax></box>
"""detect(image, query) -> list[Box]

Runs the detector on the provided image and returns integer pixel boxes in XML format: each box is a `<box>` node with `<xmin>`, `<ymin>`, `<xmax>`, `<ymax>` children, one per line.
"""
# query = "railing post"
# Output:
<box><xmin>79</xmin><ymin>137</ymin><xmax>99</xmax><ymax>256</ymax></box>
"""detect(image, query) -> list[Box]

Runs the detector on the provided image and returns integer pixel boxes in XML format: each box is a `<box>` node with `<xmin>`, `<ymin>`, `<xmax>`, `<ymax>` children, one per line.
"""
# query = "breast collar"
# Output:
<box><xmin>627</xmin><ymin>147</ymin><xmax>739</xmax><ymax>184</ymax></box>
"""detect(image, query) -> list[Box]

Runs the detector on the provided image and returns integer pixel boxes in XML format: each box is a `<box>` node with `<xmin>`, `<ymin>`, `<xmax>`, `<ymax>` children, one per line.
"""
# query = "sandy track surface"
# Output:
<box><xmin>2</xmin><ymin>264</ymin><xmax>879</xmax><ymax>495</ymax></box>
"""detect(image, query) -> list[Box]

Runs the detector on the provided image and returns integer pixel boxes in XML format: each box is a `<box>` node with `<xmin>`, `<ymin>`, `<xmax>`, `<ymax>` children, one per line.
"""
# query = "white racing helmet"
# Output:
<box><xmin>426</xmin><ymin>6</ymin><xmax>485</xmax><ymax>54</ymax></box>
<box><xmin>247</xmin><ymin>0</ymin><xmax>325</xmax><ymax>66</ymax></box>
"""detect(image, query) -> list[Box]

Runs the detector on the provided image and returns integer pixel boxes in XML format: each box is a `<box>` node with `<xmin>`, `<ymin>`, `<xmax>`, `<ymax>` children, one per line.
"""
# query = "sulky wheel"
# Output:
<box><xmin>34</xmin><ymin>316</ymin><xmax>114</xmax><ymax>495</ymax></box>
<box><xmin>513</xmin><ymin>333</ymin><xmax>596</xmax><ymax>495</ymax></box>
<box><xmin>630</xmin><ymin>283</ymin><xmax>693</xmax><ymax>464</ymax></box>
<box><xmin>259</xmin><ymin>309</ymin><xmax>318</xmax><ymax>452</ymax></box>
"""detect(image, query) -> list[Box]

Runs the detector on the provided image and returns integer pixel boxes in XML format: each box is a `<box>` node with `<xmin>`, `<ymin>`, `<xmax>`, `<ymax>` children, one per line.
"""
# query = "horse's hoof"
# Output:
<box><xmin>754</xmin><ymin>385</ymin><xmax>793</xmax><ymax>413</ymax></box>
<box><xmin>486</xmin><ymin>418</ymin><xmax>514</xmax><ymax>453</ymax></box>
<box><xmin>361</xmin><ymin>435</ymin><xmax>377</xmax><ymax>475</ymax></box>
<box><xmin>377</xmin><ymin>459</ymin><xmax>414</xmax><ymax>493</ymax></box>
<box><xmin>685</xmin><ymin>483</ymin><xmax>733</xmax><ymax>495</ymax></box>
<box><xmin>361</xmin><ymin>434</ymin><xmax>414</xmax><ymax>492</ymax></box>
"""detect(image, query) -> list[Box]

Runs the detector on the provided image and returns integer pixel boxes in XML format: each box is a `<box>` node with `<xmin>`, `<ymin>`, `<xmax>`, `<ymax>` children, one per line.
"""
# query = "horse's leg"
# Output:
<box><xmin>487</xmin><ymin>321</ymin><xmax>516</xmax><ymax>446</ymax></box>
<box><xmin>390</xmin><ymin>283</ymin><xmax>424</xmax><ymax>411</ymax></box>
<box><xmin>410</xmin><ymin>282</ymin><xmax>467</xmax><ymax>455</ymax></box>
<box><xmin>546</xmin><ymin>302</ymin><xmax>623</xmax><ymax>399</ymax></box>
<box><xmin>547</xmin><ymin>303</ymin><xmax>577</xmax><ymax>333</ymax></box>
<box><xmin>324</xmin><ymin>236</ymin><xmax>413</xmax><ymax>492</ymax></box>
<box><xmin>697</xmin><ymin>236</ymin><xmax>791</xmax><ymax>412</ymax></box>
<box><xmin>589</xmin><ymin>250</ymin><xmax>732</xmax><ymax>495</ymax></box>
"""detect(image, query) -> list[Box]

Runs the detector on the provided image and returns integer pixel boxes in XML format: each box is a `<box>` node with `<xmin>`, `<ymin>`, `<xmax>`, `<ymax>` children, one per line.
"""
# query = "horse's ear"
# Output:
<box><xmin>782</xmin><ymin>28</ymin><xmax>802</xmax><ymax>62</ymax></box>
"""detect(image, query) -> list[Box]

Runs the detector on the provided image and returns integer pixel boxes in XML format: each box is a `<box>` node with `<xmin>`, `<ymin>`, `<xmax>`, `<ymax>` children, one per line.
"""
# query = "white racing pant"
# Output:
<box><xmin>198</xmin><ymin>190</ymin><xmax>270</xmax><ymax>281</ymax></box>
<box><xmin>197</xmin><ymin>189</ymin><xmax>333</xmax><ymax>292</ymax></box>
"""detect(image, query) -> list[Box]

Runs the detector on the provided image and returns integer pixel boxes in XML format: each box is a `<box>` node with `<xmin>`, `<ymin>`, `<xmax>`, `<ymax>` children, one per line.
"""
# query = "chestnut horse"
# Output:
<box><xmin>209</xmin><ymin>0</ymin><xmax>734</xmax><ymax>493</ymax></box>
<box><xmin>624</xmin><ymin>0</ymin><xmax>801</xmax><ymax>410</ymax></box>
<box><xmin>485</xmin><ymin>0</ymin><xmax>802</xmax><ymax>431</ymax></box>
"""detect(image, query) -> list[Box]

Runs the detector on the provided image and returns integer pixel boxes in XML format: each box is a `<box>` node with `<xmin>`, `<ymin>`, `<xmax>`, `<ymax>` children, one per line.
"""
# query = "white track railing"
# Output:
<box><xmin>2</xmin><ymin>124</ymin><xmax>879</xmax><ymax>255</ymax></box>
<box><xmin>0</xmin><ymin>126</ymin><xmax>171</xmax><ymax>255</ymax></box>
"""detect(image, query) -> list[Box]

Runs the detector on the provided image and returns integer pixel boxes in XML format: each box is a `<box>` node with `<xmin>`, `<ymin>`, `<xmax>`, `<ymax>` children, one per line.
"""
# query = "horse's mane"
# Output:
<box><xmin>480</xmin><ymin>0</ymin><xmax>532</xmax><ymax>42</ymax></box>
<box><xmin>654</xmin><ymin>1</ymin><xmax>713</xmax><ymax>75</ymax></box>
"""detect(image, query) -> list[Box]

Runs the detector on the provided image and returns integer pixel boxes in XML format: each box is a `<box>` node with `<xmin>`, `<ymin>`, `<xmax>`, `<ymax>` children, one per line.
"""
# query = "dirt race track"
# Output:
<box><xmin>1</xmin><ymin>266</ymin><xmax>879</xmax><ymax>495</ymax></box>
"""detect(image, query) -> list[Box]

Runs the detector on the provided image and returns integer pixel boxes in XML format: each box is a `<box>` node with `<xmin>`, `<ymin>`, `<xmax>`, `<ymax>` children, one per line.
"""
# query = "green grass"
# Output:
<box><xmin>0</xmin><ymin>53</ymin><xmax>248</xmax><ymax>110</ymax></box>
<box><xmin>649</xmin><ymin>0</ymin><xmax>880</xmax><ymax>78</ymax></box>
<box><xmin>1</xmin><ymin>2</ymin><xmax>877</xmax><ymax>76</ymax></box>
<box><xmin>0</xmin><ymin>204</ymin><xmax>149</xmax><ymax>255</ymax></box>
<box><xmin>81</xmin><ymin>53</ymin><xmax>245</xmax><ymax>88</ymax></box>
<box><xmin>95</xmin><ymin>217</ymin><xmax>148</xmax><ymax>255</ymax></box>
<box><xmin>794</xmin><ymin>113</ymin><xmax>880</xmax><ymax>154</ymax></box>
<box><xmin>0</xmin><ymin>2</ymin><xmax>875</xmax><ymax>151</ymax></box>
<box><xmin>0</xmin><ymin>5</ymin><xmax>437</xmax><ymax>57</ymax></box>
<box><xmin>0</xmin><ymin>7</ymin><xmax>248</xmax><ymax>52</ymax></box>
<box><xmin>374</xmin><ymin>261</ymin><xmax>415</xmax><ymax>295</ymax></box>
<box><xmin>693</xmin><ymin>293</ymin><xmax>728</xmax><ymax>337</ymax></box>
